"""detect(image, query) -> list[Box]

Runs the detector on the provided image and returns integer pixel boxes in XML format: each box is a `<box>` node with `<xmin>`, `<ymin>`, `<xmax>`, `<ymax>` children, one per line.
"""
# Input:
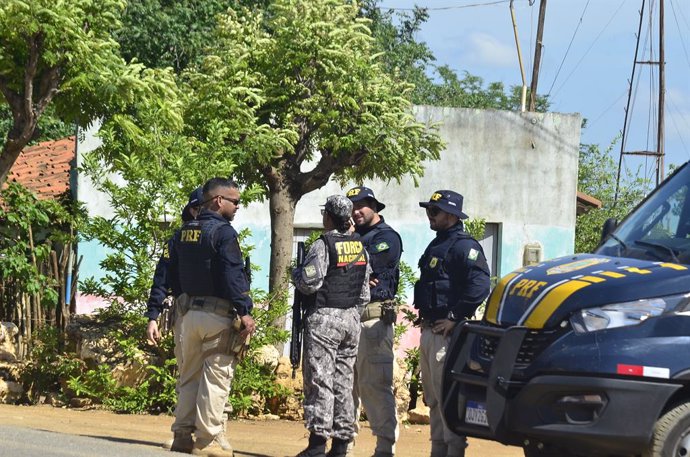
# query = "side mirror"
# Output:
<box><xmin>599</xmin><ymin>218</ymin><xmax>618</xmax><ymax>246</ymax></box>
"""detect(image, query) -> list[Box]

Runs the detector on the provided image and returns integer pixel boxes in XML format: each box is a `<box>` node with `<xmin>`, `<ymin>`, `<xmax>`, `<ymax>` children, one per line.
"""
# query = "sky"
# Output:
<box><xmin>382</xmin><ymin>0</ymin><xmax>690</xmax><ymax>184</ymax></box>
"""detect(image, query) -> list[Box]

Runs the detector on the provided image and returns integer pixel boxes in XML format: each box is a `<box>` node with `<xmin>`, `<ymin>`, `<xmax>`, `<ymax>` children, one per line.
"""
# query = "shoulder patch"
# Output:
<box><xmin>375</xmin><ymin>241</ymin><xmax>390</xmax><ymax>252</ymax></box>
<box><xmin>468</xmin><ymin>248</ymin><xmax>479</xmax><ymax>261</ymax></box>
<box><xmin>304</xmin><ymin>265</ymin><xmax>317</xmax><ymax>278</ymax></box>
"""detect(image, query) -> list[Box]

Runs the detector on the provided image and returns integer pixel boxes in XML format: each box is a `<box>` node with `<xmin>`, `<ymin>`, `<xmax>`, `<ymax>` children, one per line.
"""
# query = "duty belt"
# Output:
<box><xmin>187</xmin><ymin>295</ymin><xmax>237</xmax><ymax>318</ymax></box>
<box><xmin>361</xmin><ymin>300</ymin><xmax>398</xmax><ymax>324</ymax></box>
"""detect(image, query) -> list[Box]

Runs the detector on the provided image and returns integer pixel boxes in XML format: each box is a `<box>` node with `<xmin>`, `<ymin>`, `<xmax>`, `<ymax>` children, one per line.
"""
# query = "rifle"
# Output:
<box><xmin>244</xmin><ymin>256</ymin><xmax>252</xmax><ymax>286</ymax></box>
<box><xmin>290</xmin><ymin>242</ymin><xmax>306</xmax><ymax>379</ymax></box>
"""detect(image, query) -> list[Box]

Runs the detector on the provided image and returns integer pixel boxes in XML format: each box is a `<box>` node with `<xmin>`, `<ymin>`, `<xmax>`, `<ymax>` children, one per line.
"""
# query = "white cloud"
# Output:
<box><xmin>462</xmin><ymin>32</ymin><xmax>517</xmax><ymax>68</ymax></box>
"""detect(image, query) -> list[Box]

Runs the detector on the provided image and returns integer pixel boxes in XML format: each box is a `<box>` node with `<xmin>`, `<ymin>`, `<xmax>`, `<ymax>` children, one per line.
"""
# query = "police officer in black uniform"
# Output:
<box><xmin>414</xmin><ymin>190</ymin><xmax>490</xmax><ymax>457</ymax></box>
<box><xmin>145</xmin><ymin>187</ymin><xmax>203</xmax><ymax>342</ymax></box>
<box><xmin>346</xmin><ymin>186</ymin><xmax>402</xmax><ymax>457</ymax></box>
<box><xmin>167</xmin><ymin>177</ymin><xmax>255</xmax><ymax>456</ymax></box>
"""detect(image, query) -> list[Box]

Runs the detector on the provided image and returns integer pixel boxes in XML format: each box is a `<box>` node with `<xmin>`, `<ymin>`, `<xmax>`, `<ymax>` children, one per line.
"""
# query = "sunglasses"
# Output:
<box><xmin>426</xmin><ymin>206</ymin><xmax>441</xmax><ymax>217</ymax></box>
<box><xmin>216</xmin><ymin>195</ymin><xmax>240</xmax><ymax>206</ymax></box>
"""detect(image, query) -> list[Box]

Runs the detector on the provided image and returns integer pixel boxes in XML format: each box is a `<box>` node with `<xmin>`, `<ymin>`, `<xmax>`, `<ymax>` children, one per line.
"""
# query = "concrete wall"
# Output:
<box><xmin>76</xmin><ymin>107</ymin><xmax>581</xmax><ymax>311</ymax></box>
<box><xmin>238</xmin><ymin>107</ymin><xmax>581</xmax><ymax>294</ymax></box>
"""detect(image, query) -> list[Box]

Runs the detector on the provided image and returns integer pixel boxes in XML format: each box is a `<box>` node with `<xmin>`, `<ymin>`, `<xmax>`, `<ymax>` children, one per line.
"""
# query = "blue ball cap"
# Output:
<box><xmin>346</xmin><ymin>186</ymin><xmax>386</xmax><ymax>212</ymax></box>
<box><xmin>419</xmin><ymin>190</ymin><xmax>468</xmax><ymax>219</ymax></box>
<box><xmin>181</xmin><ymin>187</ymin><xmax>203</xmax><ymax>221</ymax></box>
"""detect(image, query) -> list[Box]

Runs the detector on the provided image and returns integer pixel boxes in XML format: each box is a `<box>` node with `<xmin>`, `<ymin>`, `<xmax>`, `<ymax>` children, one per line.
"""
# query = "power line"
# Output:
<box><xmin>669</xmin><ymin>0</ymin><xmax>690</xmax><ymax>70</ymax></box>
<box><xmin>380</xmin><ymin>0</ymin><xmax>511</xmax><ymax>12</ymax></box>
<box><xmin>546</xmin><ymin>0</ymin><xmax>591</xmax><ymax>97</ymax></box>
<box><xmin>550</xmin><ymin>0</ymin><xmax>627</xmax><ymax>101</ymax></box>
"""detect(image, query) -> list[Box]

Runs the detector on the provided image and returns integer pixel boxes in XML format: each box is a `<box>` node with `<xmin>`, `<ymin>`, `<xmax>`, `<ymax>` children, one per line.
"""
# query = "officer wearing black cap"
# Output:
<box><xmin>145</xmin><ymin>187</ymin><xmax>203</xmax><ymax>335</ymax></box>
<box><xmin>292</xmin><ymin>195</ymin><xmax>371</xmax><ymax>457</ymax></box>
<box><xmin>167</xmin><ymin>177</ymin><xmax>255</xmax><ymax>456</ymax></box>
<box><xmin>414</xmin><ymin>190</ymin><xmax>490</xmax><ymax>457</ymax></box>
<box><xmin>346</xmin><ymin>186</ymin><xmax>402</xmax><ymax>457</ymax></box>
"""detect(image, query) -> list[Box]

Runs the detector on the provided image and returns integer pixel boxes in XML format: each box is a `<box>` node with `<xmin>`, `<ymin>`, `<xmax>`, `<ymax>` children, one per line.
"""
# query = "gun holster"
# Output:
<box><xmin>380</xmin><ymin>300</ymin><xmax>399</xmax><ymax>325</ymax></box>
<box><xmin>200</xmin><ymin>317</ymin><xmax>250</xmax><ymax>361</ymax></box>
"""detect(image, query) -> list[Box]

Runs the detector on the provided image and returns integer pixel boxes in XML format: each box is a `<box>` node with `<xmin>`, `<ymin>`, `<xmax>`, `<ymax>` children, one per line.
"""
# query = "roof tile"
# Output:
<box><xmin>4</xmin><ymin>137</ymin><xmax>76</xmax><ymax>200</ymax></box>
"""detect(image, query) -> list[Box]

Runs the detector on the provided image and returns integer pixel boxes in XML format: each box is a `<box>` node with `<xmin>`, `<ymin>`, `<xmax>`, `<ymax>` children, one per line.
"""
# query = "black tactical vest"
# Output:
<box><xmin>176</xmin><ymin>217</ymin><xmax>225</xmax><ymax>297</ymax></box>
<box><xmin>359</xmin><ymin>221</ymin><xmax>402</xmax><ymax>301</ymax></box>
<box><xmin>415</xmin><ymin>229</ymin><xmax>485</xmax><ymax>318</ymax></box>
<box><xmin>315</xmin><ymin>233</ymin><xmax>368</xmax><ymax>309</ymax></box>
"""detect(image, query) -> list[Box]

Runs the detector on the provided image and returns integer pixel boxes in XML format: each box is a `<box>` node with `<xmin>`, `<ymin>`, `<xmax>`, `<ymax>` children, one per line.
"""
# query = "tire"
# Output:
<box><xmin>644</xmin><ymin>401</ymin><xmax>690</xmax><ymax>457</ymax></box>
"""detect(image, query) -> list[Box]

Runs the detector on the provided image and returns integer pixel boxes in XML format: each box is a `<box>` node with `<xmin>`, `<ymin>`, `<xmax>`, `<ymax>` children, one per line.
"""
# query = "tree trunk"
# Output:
<box><xmin>0</xmin><ymin>140</ymin><xmax>28</xmax><ymax>185</ymax></box>
<box><xmin>268</xmin><ymin>182</ymin><xmax>298</xmax><ymax>329</ymax></box>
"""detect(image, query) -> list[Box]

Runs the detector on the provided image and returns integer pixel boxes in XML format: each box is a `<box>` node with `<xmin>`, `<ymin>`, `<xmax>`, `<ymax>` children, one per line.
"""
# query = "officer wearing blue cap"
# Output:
<box><xmin>414</xmin><ymin>190</ymin><xmax>490</xmax><ymax>457</ymax></box>
<box><xmin>145</xmin><ymin>186</ymin><xmax>203</xmax><ymax>335</ymax></box>
<box><xmin>346</xmin><ymin>186</ymin><xmax>402</xmax><ymax>457</ymax></box>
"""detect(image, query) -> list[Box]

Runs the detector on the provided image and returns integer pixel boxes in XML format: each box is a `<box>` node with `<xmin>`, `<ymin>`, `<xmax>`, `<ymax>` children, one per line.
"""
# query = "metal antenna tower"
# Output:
<box><xmin>615</xmin><ymin>0</ymin><xmax>666</xmax><ymax>204</ymax></box>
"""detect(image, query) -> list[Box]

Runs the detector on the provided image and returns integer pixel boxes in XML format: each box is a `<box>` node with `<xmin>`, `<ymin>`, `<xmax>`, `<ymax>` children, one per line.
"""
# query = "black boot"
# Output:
<box><xmin>296</xmin><ymin>433</ymin><xmax>327</xmax><ymax>457</ymax></box>
<box><xmin>326</xmin><ymin>438</ymin><xmax>350</xmax><ymax>457</ymax></box>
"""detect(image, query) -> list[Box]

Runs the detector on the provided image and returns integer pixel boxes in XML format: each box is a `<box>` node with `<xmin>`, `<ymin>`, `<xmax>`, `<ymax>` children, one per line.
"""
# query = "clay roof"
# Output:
<box><xmin>576</xmin><ymin>191</ymin><xmax>603</xmax><ymax>215</ymax></box>
<box><xmin>5</xmin><ymin>136</ymin><xmax>76</xmax><ymax>200</ymax></box>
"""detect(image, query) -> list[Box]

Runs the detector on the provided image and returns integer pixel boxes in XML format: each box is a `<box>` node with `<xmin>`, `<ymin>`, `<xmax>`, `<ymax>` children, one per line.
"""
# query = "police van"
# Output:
<box><xmin>442</xmin><ymin>162</ymin><xmax>690</xmax><ymax>457</ymax></box>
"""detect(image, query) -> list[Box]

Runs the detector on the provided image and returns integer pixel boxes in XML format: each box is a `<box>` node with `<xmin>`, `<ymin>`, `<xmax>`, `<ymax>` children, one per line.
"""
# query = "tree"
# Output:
<box><xmin>575</xmin><ymin>139</ymin><xmax>651</xmax><ymax>253</ymax></box>
<box><xmin>185</xmin><ymin>0</ymin><xmax>444</xmax><ymax>297</ymax></box>
<box><xmin>360</xmin><ymin>1</ymin><xmax>549</xmax><ymax>111</ymax></box>
<box><xmin>0</xmin><ymin>0</ymin><xmax>178</xmax><ymax>185</ymax></box>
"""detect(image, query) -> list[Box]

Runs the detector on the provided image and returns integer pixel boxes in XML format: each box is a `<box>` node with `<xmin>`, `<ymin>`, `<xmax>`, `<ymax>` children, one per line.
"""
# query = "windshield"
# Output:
<box><xmin>596</xmin><ymin>163</ymin><xmax>690</xmax><ymax>265</ymax></box>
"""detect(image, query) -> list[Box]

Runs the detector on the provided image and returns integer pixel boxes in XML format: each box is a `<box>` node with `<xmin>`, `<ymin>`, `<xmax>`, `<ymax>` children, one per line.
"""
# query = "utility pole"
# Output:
<box><xmin>657</xmin><ymin>0</ymin><xmax>665</xmax><ymax>184</ymax></box>
<box><xmin>529</xmin><ymin>0</ymin><xmax>547</xmax><ymax>112</ymax></box>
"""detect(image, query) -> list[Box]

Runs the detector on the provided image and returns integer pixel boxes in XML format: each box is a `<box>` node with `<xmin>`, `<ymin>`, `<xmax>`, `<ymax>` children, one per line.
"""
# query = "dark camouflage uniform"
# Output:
<box><xmin>293</xmin><ymin>228</ymin><xmax>371</xmax><ymax>441</ymax></box>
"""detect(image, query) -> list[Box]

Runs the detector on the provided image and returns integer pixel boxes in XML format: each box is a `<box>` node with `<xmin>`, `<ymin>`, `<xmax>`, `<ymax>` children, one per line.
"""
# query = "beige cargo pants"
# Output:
<box><xmin>419</xmin><ymin>327</ymin><xmax>467</xmax><ymax>457</ymax></box>
<box><xmin>171</xmin><ymin>309</ymin><xmax>236</xmax><ymax>441</ymax></box>
<box><xmin>353</xmin><ymin>316</ymin><xmax>399</xmax><ymax>454</ymax></box>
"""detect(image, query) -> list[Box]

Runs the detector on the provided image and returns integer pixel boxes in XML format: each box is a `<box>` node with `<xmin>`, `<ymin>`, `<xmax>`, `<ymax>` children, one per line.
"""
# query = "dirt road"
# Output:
<box><xmin>0</xmin><ymin>404</ymin><xmax>523</xmax><ymax>456</ymax></box>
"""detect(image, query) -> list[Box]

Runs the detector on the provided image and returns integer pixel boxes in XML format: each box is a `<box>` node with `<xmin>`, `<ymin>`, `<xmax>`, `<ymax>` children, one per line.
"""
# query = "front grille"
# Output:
<box><xmin>476</xmin><ymin>326</ymin><xmax>565</xmax><ymax>368</ymax></box>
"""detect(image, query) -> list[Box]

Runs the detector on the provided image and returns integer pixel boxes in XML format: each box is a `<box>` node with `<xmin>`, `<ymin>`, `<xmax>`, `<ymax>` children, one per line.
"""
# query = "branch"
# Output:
<box><xmin>35</xmin><ymin>66</ymin><xmax>61</xmax><ymax>116</ymax></box>
<box><xmin>23</xmin><ymin>33</ymin><xmax>44</xmax><ymax>122</ymax></box>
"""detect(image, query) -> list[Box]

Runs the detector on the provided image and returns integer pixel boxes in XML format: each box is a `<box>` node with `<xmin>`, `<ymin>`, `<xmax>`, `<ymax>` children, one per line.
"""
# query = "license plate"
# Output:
<box><xmin>465</xmin><ymin>400</ymin><xmax>489</xmax><ymax>427</ymax></box>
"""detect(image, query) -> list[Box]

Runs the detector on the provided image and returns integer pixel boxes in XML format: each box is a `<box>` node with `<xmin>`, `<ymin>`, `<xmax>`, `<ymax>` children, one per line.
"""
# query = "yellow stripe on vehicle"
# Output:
<box><xmin>622</xmin><ymin>267</ymin><xmax>652</xmax><ymax>275</ymax></box>
<box><xmin>579</xmin><ymin>275</ymin><xmax>606</xmax><ymax>283</ymax></box>
<box><xmin>660</xmin><ymin>263</ymin><xmax>688</xmax><ymax>271</ymax></box>
<box><xmin>599</xmin><ymin>271</ymin><xmax>626</xmax><ymax>279</ymax></box>
<box><xmin>524</xmin><ymin>280</ymin><xmax>592</xmax><ymax>328</ymax></box>
<box><xmin>485</xmin><ymin>273</ymin><xmax>518</xmax><ymax>324</ymax></box>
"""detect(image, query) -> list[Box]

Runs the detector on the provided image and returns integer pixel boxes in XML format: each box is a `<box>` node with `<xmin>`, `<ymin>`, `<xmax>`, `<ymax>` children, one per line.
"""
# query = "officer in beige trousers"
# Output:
<box><xmin>166</xmin><ymin>178</ymin><xmax>256</xmax><ymax>456</ymax></box>
<box><xmin>346</xmin><ymin>187</ymin><xmax>403</xmax><ymax>457</ymax></box>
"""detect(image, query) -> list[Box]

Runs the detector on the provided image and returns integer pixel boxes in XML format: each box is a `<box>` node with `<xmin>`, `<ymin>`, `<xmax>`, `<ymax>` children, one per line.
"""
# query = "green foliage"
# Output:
<box><xmin>360</xmin><ymin>1</ymin><xmax>549</xmax><ymax>111</ymax></box>
<box><xmin>229</xmin><ymin>289</ymin><xmax>291</xmax><ymax>416</ymax></box>
<box><xmin>116</xmin><ymin>0</ymin><xmax>232</xmax><ymax>74</ymax></box>
<box><xmin>464</xmin><ymin>218</ymin><xmax>486</xmax><ymax>241</ymax></box>
<box><xmin>21</xmin><ymin>326</ymin><xmax>84</xmax><ymax>401</ymax></box>
<box><xmin>575</xmin><ymin>140</ymin><xmax>651</xmax><ymax>253</ymax></box>
<box><xmin>0</xmin><ymin>183</ymin><xmax>83</xmax><ymax>306</ymax></box>
<box><xmin>0</xmin><ymin>0</ymin><xmax>180</xmax><ymax>183</ymax></box>
<box><xmin>0</xmin><ymin>104</ymin><xmax>73</xmax><ymax>150</ymax></box>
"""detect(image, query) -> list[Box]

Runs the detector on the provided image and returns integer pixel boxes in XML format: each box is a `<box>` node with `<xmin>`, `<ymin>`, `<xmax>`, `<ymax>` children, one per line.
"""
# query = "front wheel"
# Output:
<box><xmin>644</xmin><ymin>401</ymin><xmax>690</xmax><ymax>457</ymax></box>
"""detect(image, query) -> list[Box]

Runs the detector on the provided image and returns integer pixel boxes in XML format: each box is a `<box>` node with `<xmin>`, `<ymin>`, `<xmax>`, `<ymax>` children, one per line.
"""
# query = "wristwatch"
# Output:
<box><xmin>447</xmin><ymin>310</ymin><xmax>460</xmax><ymax>322</ymax></box>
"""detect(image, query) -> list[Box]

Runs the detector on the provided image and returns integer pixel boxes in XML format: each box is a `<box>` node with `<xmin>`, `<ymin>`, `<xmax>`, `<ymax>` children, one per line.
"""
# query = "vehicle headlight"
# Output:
<box><xmin>570</xmin><ymin>293</ymin><xmax>690</xmax><ymax>333</ymax></box>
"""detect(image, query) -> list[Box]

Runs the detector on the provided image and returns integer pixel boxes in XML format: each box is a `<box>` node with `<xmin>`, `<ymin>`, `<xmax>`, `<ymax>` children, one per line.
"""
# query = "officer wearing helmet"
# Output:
<box><xmin>414</xmin><ymin>190</ymin><xmax>490</xmax><ymax>457</ymax></box>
